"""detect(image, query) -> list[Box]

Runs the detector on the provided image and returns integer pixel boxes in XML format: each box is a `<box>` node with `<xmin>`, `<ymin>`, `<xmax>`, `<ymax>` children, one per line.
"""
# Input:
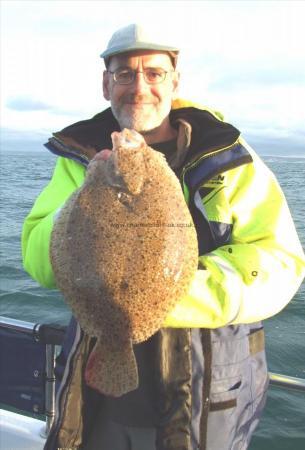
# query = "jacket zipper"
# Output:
<box><xmin>181</xmin><ymin>139</ymin><xmax>252</xmax><ymax>194</ymax></box>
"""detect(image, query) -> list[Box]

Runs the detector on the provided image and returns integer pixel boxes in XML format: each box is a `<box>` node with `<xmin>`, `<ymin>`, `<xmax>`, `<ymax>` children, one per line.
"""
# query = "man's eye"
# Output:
<box><xmin>146</xmin><ymin>70</ymin><xmax>163</xmax><ymax>80</ymax></box>
<box><xmin>116</xmin><ymin>70</ymin><xmax>133</xmax><ymax>81</ymax></box>
<box><xmin>118</xmin><ymin>70</ymin><xmax>131</xmax><ymax>76</ymax></box>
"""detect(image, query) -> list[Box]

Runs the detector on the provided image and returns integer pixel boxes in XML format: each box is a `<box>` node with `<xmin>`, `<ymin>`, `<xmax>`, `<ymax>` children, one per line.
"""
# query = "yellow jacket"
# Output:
<box><xmin>22</xmin><ymin>100</ymin><xmax>305</xmax><ymax>328</ymax></box>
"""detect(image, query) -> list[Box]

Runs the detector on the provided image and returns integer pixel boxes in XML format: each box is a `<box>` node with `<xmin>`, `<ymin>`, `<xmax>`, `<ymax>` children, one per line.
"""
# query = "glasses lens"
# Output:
<box><xmin>114</xmin><ymin>69</ymin><xmax>134</xmax><ymax>85</ymax></box>
<box><xmin>112</xmin><ymin>68</ymin><xmax>168</xmax><ymax>85</ymax></box>
<box><xmin>144</xmin><ymin>69</ymin><xmax>166</xmax><ymax>84</ymax></box>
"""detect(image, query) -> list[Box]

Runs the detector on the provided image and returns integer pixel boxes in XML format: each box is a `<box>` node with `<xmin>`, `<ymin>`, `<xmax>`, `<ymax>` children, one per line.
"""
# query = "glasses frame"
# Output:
<box><xmin>107</xmin><ymin>67</ymin><xmax>173</xmax><ymax>85</ymax></box>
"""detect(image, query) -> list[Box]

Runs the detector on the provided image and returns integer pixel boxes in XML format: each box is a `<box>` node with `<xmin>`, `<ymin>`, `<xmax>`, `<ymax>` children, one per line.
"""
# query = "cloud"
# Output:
<box><xmin>2</xmin><ymin>0</ymin><xmax>305</xmax><ymax>155</ymax></box>
<box><xmin>7</xmin><ymin>97</ymin><xmax>52</xmax><ymax>112</ymax></box>
<box><xmin>245</xmin><ymin>133</ymin><xmax>305</xmax><ymax>157</ymax></box>
<box><xmin>208</xmin><ymin>67</ymin><xmax>305</xmax><ymax>91</ymax></box>
<box><xmin>0</xmin><ymin>127</ymin><xmax>49</xmax><ymax>143</ymax></box>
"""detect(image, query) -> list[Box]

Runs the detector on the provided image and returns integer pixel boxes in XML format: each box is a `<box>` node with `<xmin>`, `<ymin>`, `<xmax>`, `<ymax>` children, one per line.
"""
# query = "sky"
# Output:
<box><xmin>1</xmin><ymin>0</ymin><xmax>305</xmax><ymax>154</ymax></box>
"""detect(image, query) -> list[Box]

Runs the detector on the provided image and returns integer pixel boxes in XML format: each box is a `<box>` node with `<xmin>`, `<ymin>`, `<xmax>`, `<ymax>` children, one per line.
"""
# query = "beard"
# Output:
<box><xmin>111</xmin><ymin>94</ymin><xmax>171</xmax><ymax>134</ymax></box>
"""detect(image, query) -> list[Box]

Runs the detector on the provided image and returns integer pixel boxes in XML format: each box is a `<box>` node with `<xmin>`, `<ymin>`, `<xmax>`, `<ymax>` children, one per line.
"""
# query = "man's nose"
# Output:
<box><xmin>131</xmin><ymin>72</ymin><xmax>149</xmax><ymax>92</ymax></box>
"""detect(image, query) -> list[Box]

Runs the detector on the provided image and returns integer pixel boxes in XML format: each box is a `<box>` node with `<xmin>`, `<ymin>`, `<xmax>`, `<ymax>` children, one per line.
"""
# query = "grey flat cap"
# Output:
<box><xmin>100</xmin><ymin>23</ymin><xmax>179</xmax><ymax>61</ymax></box>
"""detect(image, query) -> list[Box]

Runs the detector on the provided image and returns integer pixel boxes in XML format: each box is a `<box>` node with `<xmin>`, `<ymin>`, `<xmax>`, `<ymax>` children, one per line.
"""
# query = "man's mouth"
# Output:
<box><xmin>123</xmin><ymin>95</ymin><xmax>154</xmax><ymax>106</ymax></box>
<box><xmin>126</xmin><ymin>102</ymin><xmax>152</xmax><ymax>105</ymax></box>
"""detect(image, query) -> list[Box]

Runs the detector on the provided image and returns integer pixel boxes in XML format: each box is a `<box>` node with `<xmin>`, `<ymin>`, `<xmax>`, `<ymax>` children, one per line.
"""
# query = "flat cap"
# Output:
<box><xmin>100</xmin><ymin>23</ymin><xmax>179</xmax><ymax>61</ymax></box>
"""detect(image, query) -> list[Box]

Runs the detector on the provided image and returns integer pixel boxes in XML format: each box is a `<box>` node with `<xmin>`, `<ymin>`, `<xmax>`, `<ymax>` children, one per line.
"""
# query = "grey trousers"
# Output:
<box><xmin>83</xmin><ymin>408</ymin><xmax>157</xmax><ymax>450</ymax></box>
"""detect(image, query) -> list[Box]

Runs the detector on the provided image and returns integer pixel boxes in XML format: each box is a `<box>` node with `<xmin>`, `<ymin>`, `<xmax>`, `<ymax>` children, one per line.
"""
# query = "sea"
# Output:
<box><xmin>0</xmin><ymin>145</ymin><xmax>304</xmax><ymax>450</ymax></box>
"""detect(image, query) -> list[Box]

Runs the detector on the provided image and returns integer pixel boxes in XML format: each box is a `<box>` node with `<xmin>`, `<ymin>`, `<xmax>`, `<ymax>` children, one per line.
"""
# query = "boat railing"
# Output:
<box><xmin>0</xmin><ymin>315</ymin><xmax>65</xmax><ymax>436</ymax></box>
<box><xmin>0</xmin><ymin>315</ymin><xmax>305</xmax><ymax>440</ymax></box>
<box><xmin>269</xmin><ymin>371</ymin><xmax>305</xmax><ymax>392</ymax></box>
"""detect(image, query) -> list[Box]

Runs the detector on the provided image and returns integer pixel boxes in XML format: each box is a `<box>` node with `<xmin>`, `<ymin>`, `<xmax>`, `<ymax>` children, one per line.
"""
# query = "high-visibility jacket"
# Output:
<box><xmin>22</xmin><ymin>100</ymin><xmax>305</xmax><ymax>450</ymax></box>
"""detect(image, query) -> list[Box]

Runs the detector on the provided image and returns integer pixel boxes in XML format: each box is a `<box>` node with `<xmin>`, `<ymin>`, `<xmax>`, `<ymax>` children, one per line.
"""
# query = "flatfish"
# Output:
<box><xmin>50</xmin><ymin>129</ymin><xmax>198</xmax><ymax>397</ymax></box>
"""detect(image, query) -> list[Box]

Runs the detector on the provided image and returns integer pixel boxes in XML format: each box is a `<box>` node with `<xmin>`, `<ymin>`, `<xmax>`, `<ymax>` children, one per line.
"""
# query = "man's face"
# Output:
<box><xmin>103</xmin><ymin>51</ymin><xmax>179</xmax><ymax>135</ymax></box>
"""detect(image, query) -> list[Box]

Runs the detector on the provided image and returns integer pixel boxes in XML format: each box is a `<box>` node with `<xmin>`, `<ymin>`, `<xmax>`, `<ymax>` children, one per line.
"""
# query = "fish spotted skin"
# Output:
<box><xmin>50</xmin><ymin>128</ymin><xmax>198</xmax><ymax>396</ymax></box>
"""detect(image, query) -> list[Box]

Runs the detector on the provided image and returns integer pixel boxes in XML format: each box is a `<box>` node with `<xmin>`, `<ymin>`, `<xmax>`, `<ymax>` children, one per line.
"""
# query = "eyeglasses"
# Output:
<box><xmin>107</xmin><ymin>68</ymin><xmax>173</xmax><ymax>85</ymax></box>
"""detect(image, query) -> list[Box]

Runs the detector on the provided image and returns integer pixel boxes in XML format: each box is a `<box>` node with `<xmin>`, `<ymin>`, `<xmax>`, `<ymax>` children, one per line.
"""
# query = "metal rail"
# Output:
<box><xmin>269</xmin><ymin>371</ymin><xmax>305</xmax><ymax>392</ymax></box>
<box><xmin>44</xmin><ymin>344</ymin><xmax>56</xmax><ymax>436</ymax></box>
<box><xmin>0</xmin><ymin>316</ymin><xmax>38</xmax><ymax>335</ymax></box>
<box><xmin>0</xmin><ymin>316</ymin><xmax>63</xmax><ymax>436</ymax></box>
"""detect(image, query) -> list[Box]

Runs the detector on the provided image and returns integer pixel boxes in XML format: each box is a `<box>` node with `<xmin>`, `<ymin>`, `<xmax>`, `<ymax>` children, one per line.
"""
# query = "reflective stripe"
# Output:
<box><xmin>194</xmin><ymin>190</ymin><xmax>209</xmax><ymax>221</ymax></box>
<box><xmin>209</xmin><ymin>399</ymin><xmax>237</xmax><ymax>412</ymax></box>
<box><xmin>249</xmin><ymin>328</ymin><xmax>265</xmax><ymax>355</ymax></box>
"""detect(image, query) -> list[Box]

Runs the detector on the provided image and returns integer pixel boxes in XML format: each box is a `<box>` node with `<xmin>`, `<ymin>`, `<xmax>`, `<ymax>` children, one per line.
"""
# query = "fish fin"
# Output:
<box><xmin>84</xmin><ymin>338</ymin><xmax>138</xmax><ymax>397</ymax></box>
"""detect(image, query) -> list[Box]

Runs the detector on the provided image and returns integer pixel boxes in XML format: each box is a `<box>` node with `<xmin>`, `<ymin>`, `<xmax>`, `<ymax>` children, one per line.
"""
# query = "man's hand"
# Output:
<box><xmin>91</xmin><ymin>149</ymin><xmax>112</xmax><ymax>162</ymax></box>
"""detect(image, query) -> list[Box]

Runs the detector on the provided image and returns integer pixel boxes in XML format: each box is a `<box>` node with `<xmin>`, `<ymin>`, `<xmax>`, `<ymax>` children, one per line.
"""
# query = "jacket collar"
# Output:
<box><xmin>45</xmin><ymin>105</ymin><xmax>240</xmax><ymax>167</ymax></box>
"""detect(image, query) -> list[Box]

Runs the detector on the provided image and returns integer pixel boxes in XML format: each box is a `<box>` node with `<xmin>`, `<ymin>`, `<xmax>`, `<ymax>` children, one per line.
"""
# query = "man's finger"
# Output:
<box><xmin>92</xmin><ymin>149</ymin><xmax>112</xmax><ymax>161</ymax></box>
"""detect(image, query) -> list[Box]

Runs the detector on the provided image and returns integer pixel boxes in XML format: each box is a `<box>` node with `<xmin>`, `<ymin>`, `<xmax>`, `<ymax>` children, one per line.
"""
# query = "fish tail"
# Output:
<box><xmin>85</xmin><ymin>338</ymin><xmax>138</xmax><ymax>397</ymax></box>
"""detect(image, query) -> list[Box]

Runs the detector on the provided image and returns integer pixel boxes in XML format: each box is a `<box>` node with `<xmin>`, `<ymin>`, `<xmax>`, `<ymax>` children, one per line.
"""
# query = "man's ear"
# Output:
<box><xmin>172</xmin><ymin>71</ymin><xmax>180</xmax><ymax>99</ymax></box>
<box><xmin>103</xmin><ymin>71</ymin><xmax>111</xmax><ymax>101</ymax></box>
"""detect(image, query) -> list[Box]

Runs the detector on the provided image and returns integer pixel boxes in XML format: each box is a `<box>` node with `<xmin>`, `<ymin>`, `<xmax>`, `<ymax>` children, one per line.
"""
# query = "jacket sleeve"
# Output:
<box><xmin>163</xmin><ymin>142</ymin><xmax>305</xmax><ymax>328</ymax></box>
<box><xmin>22</xmin><ymin>156</ymin><xmax>86</xmax><ymax>288</ymax></box>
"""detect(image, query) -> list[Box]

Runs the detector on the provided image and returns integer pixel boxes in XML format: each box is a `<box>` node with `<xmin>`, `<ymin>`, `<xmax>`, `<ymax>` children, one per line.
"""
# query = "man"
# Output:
<box><xmin>22</xmin><ymin>24</ymin><xmax>305</xmax><ymax>450</ymax></box>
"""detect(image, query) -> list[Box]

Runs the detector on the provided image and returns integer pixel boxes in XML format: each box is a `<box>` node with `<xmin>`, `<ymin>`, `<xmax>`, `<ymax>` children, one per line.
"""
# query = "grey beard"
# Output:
<box><xmin>112</xmin><ymin>108</ymin><xmax>158</xmax><ymax>133</ymax></box>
